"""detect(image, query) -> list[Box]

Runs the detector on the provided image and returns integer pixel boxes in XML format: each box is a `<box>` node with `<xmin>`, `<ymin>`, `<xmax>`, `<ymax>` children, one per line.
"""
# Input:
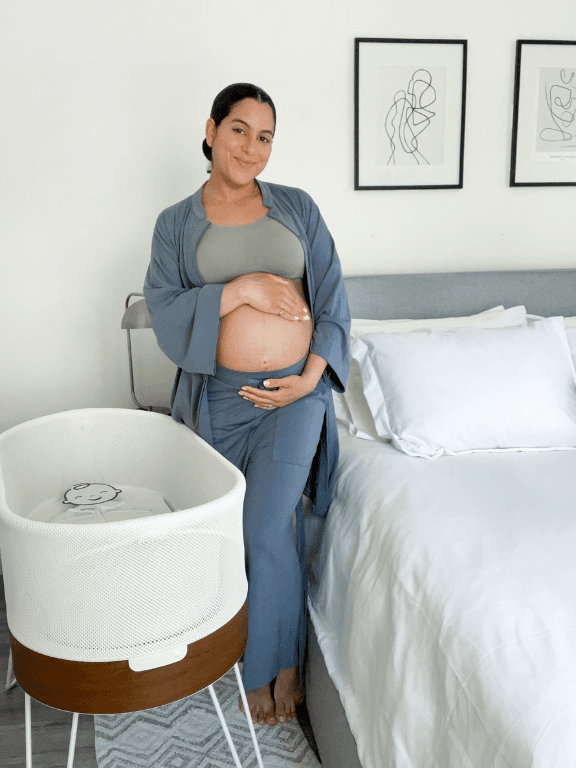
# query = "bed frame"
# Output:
<box><xmin>304</xmin><ymin>268</ymin><xmax>576</xmax><ymax>768</ymax></box>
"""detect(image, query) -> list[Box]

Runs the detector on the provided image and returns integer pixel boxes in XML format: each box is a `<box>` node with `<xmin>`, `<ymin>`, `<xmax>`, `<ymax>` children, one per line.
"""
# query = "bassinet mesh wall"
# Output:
<box><xmin>0</xmin><ymin>409</ymin><xmax>247</xmax><ymax>665</ymax></box>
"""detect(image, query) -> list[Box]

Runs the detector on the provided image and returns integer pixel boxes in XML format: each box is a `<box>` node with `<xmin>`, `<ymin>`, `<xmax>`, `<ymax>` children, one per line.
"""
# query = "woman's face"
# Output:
<box><xmin>206</xmin><ymin>98</ymin><xmax>275</xmax><ymax>186</ymax></box>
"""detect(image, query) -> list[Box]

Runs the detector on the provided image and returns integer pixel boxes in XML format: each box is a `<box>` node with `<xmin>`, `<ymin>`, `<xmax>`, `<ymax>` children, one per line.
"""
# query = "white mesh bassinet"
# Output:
<box><xmin>0</xmin><ymin>408</ymin><xmax>247</xmax><ymax>669</ymax></box>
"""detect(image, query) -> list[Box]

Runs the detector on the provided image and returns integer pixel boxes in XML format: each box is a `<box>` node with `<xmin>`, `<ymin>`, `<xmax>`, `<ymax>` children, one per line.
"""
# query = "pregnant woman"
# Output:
<box><xmin>144</xmin><ymin>83</ymin><xmax>350</xmax><ymax>728</ymax></box>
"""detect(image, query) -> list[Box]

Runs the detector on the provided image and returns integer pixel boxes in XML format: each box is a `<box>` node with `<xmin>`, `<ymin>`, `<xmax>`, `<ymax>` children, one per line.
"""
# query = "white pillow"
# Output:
<box><xmin>332</xmin><ymin>386</ymin><xmax>355</xmax><ymax>427</ymax></box>
<box><xmin>354</xmin><ymin>317</ymin><xmax>576</xmax><ymax>458</ymax></box>
<box><xmin>333</xmin><ymin>335</ymin><xmax>385</xmax><ymax>441</ymax></box>
<box><xmin>335</xmin><ymin>306</ymin><xmax>528</xmax><ymax>441</ymax></box>
<box><xmin>526</xmin><ymin>315</ymin><xmax>576</xmax><ymax>367</ymax></box>
<box><xmin>527</xmin><ymin>315</ymin><xmax>576</xmax><ymax>327</ymax></box>
<box><xmin>566</xmin><ymin>327</ymin><xmax>576</xmax><ymax>368</ymax></box>
<box><xmin>351</xmin><ymin>304</ymin><xmax>527</xmax><ymax>337</ymax></box>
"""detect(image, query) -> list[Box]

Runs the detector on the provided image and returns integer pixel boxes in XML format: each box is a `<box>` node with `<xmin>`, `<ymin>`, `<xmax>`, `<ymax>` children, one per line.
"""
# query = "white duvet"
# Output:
<box><xmin>309</xmin><ymin>425</ymin><xmax>576</xmax><ymax>768</ymax></box>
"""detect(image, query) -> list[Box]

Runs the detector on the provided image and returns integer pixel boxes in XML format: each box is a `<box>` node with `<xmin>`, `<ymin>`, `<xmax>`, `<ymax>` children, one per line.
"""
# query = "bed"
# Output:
<box><xmin>303</xmin><ymin>269</ymin><xmax>576</xmax><ymax>768</ymax></box>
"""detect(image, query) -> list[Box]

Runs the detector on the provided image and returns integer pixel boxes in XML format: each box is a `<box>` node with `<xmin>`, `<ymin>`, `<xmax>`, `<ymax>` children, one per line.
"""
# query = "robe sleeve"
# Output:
<box><xmin>304</xmin><ymin>194</ymin><xmax>351</xmax><ymax>393</ymax></box>
<box><xmin>143</xmin><ymin>208</ymin><xmax>225</xmax><ymax>375</ymax></box>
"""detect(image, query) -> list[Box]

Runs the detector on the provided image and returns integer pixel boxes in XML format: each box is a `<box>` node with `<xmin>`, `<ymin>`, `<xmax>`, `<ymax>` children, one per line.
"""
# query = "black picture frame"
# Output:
<box><xmin>510</xmin><ymin>40</ymin><xmax>576</xmax><ymax>187</ymax></box>
<box><xmin>354</xmin><ymin>38</ymin><xmax>467</xmax><ymax>190</ymax></box>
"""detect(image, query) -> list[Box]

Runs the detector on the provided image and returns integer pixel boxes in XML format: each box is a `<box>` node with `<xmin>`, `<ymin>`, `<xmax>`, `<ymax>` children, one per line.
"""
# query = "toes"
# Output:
<box><xmin>239</xmin><ymin>696</ymin><xmax>260</xmax><ymax>725</ymax></box>
<box><xmin>265</xmin><ymin>711</ymin><xmax>278</xmax><ymax>726</ymax></box>
<box><xmin>274</xmin><ymin>694</ymin><xmax>302</xmax><ymax>722</ymax></box>
<box><xmin>256</xmin><ymin>705</ymin><xmax>273</xmax><ymax>726</ymax></box>
<box><xmin>239</xmin><ymin>689</ymin><xmax>280</xmax><ymax>727</ymax></box>
<box><xmin>239</xmin><ymin>698</ymin><xmax>257</xmax><ymax>723</ymax></box>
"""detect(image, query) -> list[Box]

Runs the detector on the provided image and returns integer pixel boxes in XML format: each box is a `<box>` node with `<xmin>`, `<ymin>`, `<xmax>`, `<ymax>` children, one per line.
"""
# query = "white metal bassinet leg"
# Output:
<box><xmin>67</xmin><ymin>710</ymin><xmax>80</xmax><ymax>768</ymax></box>
<box><xmin>234</xmin><ymin>662</ymin><xmax>266</xmax><ymax>768</ymax></box>
<box><xmin>21</xmin><ymin>663</ymin><xmax>265</xmax><ymax>768</ymax></box>
<box><xmin>24</xmin><ymin>693</ymin><xmax>79</xmax><ymax>768</ymax></box>
<box><xmin>209</xmin><ymin>663</ymin><xmax>265</xmax><ymax>768</ymax></box>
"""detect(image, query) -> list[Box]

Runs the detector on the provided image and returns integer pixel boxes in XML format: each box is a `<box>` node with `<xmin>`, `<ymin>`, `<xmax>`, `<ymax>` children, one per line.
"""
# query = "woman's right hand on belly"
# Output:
<box><xmin>233</xmin><ymin>273</ymin><xmax>308</xmax><ymax>321</ymax></box>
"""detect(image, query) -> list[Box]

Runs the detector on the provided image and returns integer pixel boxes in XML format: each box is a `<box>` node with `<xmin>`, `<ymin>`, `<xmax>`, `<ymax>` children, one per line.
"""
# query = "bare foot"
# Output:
<box><xmin>239</xmin><ymin>683</ymin><xmax>278</xmax><ymax>726</ymax></box>
<box><xmin>273</xmin><ymin>667</ymin><xmax>304</xmax><ymax>723</ymax></box>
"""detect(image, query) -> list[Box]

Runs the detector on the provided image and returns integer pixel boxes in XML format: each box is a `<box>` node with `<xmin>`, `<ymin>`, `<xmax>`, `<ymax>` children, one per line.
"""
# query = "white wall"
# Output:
<box><xmin>1</xmin><ymin>0</ymin><xmax>575</xmax><ymax>434</ymax></box>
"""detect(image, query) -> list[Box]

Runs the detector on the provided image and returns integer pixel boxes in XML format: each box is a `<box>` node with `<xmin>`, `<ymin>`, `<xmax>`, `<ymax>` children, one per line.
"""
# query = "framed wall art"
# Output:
<box><xmin>354</xmin><ymin>38</ymin><xmax>467</xmax><ymax>190</ymax></box>
<box><xmin>510</xmin><ymin>40</ymin><xmax>576</xmax><ymax>187</ymax></box>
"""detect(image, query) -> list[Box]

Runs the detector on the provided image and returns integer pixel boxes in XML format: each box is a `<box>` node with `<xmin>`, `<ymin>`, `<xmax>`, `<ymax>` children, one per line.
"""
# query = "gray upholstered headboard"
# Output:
<box><xmin>343</xmin><ymin>269</ymin><xmax>576</xmax><ymax>320</ymax></box>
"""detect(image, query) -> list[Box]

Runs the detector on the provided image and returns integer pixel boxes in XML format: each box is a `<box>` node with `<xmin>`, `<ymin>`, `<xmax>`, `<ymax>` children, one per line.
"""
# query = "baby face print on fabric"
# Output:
<box><xmin>62</xmin><ymin>483</ymin><xmax>122</xmax><ymax>507</ymax></box>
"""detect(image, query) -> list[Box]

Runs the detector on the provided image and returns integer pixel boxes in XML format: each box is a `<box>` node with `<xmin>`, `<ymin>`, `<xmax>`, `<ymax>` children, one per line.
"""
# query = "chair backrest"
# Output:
<box><xmin>122</xmin><ymin>294</ymin><xmax>175</xmax><ymax>411</ymax></box>
<box><xmin>121</xmin><ymin>297</ymin><xmax>152</xmax><ymax>330</ymax></box>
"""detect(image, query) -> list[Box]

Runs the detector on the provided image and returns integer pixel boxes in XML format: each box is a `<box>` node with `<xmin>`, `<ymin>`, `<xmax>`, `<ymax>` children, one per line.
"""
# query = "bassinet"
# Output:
<box><xmin>0</xmin><ymin>408</ymin><xmax>247</xmax><ymax>704</ymax></box>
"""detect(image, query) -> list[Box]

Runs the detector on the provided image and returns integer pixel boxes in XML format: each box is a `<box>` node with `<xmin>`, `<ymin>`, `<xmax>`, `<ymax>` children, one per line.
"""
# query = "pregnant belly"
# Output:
<box><xmin>216</xmin><ymin>280</ymin><xmax>313</xmax><ymax>371</ymax></box>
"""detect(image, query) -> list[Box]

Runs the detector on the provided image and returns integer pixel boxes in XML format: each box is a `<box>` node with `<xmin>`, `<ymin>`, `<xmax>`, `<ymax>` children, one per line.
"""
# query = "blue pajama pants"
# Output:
<box><xmin>206</xmin><ymin>354</ymin><xmax>326</xmax><ymax>692</ymax></box>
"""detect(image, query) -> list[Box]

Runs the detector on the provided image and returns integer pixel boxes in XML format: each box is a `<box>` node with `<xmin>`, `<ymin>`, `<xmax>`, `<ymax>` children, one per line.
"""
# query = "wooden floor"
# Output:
<box><xmin>0</xmin><ymin>575</ymin><xmax>321</xmax><ymax>767</ymax></box>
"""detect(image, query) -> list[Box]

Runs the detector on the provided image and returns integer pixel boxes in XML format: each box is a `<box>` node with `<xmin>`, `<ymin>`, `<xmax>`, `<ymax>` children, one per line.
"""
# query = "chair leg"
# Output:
<box><xmin>234</xmin><ymin>663</ymin><xmax>265</xmax><ymax>768</ymax></box>
<box><xmin>25</xmin><ymin>692</ymin><xmax>32</xmax><ymax>768</ymax></box>
<box><xmin>6</xmin><ymin>647</ymin><xmax>17</xmax><ymax>690</ymax></box>
<box><xmin>208</xmin><ymin>683</ymin><xmax>244</xmax><ymax>768</ymax></box>
<box><xmin>67</xmin><ymin>713</ymin><xmax>79</xmax><ymax>768</ymax></box>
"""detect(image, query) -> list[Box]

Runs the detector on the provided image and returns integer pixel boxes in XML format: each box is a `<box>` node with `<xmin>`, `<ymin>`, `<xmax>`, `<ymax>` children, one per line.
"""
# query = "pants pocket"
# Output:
<box><xmin>273</xmin><ymin>392</ymin><xmax>326</xmax><ymax>467</ymax></box>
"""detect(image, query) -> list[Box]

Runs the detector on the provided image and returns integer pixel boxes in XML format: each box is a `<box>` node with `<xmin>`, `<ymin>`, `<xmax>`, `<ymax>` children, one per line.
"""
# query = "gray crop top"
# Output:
<box><xmin>196</xmin><ymin>214</ymin><xmax>305</xmax><ymax>284</ymax></box>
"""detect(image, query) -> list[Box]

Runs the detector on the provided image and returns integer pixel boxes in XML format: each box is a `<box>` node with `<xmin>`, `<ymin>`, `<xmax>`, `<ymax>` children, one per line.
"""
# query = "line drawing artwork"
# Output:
<box><xmin>537</xmin><ymin>68</ymin><xmax>576</xmax><ymax>151</ymax></box>
<box><xmin>358</xmin><ymin>39</ymin><xmax>465</xmax><ymax>187</ymax></box>
<box><xmin>385</xmin><ymin>69</ymin><xmax>437</xmax><ymax>165</ymax></box>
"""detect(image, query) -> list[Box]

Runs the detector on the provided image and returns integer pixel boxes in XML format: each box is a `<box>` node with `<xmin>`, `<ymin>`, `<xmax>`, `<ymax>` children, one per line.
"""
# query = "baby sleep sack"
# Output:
<box><xmin>29</xmin><ymin>483</ymin><xmax>174</xmax><ymax>525</ymax></box>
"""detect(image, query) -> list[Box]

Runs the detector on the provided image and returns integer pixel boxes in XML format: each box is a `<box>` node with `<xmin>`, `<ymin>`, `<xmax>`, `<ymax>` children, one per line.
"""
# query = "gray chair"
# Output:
<box><xmin>120</xmin><ymin>292</ymin><xmax>171</xmax><ymax>415</ymax></box>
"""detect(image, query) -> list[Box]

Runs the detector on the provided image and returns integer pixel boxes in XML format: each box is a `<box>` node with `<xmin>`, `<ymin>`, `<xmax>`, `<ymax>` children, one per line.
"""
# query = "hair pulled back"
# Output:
<box><xmin>202</xmin><ymin>83</ymin><xmax>276</xmax><ymax>163</ymax></box>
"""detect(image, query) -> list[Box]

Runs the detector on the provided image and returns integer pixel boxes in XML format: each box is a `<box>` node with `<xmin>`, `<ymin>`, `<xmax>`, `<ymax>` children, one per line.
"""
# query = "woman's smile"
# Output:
<box><xmin>205</xmin><ymin>98</ymin><xmax>275</xmax><ymax>189</ymax></box>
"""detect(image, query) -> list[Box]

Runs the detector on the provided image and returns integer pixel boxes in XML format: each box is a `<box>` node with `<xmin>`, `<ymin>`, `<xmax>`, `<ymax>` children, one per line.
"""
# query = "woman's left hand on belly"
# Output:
<box><xmin>239</xmin><ymin>375</ymin><xmax>314</xmax><ymax>410</ymax></box>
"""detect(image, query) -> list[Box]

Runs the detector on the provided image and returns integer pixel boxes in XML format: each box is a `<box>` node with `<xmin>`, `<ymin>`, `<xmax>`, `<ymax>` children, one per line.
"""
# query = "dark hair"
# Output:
<box><xmin>202</xmin><ymin>83</ymin><xmax>276</xmax><ymax>164</ymax></box>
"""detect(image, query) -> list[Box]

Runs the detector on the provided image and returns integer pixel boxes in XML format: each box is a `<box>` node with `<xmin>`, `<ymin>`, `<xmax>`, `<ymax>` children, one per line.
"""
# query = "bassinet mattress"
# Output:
<box><xmin>28</xmin><ymin>486</ymin><xmax>174</xmax><ymax>525</ymax></box>
<box><xmin>308</xmin><ymin>424</ymin><xmax>576</xmax><ymax>768</ymax></box>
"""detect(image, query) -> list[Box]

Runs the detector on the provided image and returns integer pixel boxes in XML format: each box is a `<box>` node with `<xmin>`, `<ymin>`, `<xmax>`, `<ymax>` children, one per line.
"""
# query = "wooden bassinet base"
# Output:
<box><xmin>9</xmin><ymin>600</ymin><xmax>248</xmax><ymax>714</ymax></box>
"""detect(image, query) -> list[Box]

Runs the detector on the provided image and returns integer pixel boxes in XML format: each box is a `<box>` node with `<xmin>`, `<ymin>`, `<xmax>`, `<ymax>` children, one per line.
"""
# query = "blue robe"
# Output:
<box><xmin>143</xmin><ymin>178</ymin><xmax>350</xmax><ymax>519</ymax></box>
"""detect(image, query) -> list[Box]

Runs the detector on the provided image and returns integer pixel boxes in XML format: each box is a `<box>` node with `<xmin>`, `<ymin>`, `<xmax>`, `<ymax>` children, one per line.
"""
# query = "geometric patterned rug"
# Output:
<box><xmin>95</xmin><ymin>666</ymin><xmax>321</xmax><ymax>767</ymax></box>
